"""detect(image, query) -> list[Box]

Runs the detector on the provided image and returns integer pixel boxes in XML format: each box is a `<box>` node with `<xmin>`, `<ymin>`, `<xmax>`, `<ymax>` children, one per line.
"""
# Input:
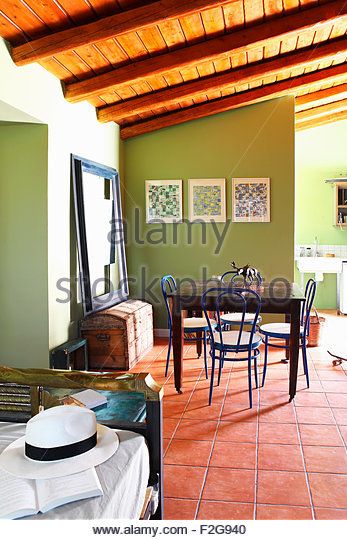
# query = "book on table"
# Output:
<box><xmin>0</xmin><ymin>466</ymin><xmax>103</xmax><ymax>519</ymax></box>
<box><xmin>61</xmin><ymin>389</ymin><xmax>107</xmax><ymax>410</ymax></box>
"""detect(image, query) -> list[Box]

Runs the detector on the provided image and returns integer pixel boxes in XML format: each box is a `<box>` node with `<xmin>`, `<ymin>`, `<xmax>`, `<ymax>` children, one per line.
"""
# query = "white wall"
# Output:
<box><xmin>0</xmin><ymin>37</ymin><xmax>120</xmax><ymax>360</ymax></box>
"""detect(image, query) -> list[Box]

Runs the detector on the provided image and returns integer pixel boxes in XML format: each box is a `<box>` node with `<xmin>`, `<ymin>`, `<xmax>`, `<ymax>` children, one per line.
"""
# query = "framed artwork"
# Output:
<box><xmin>232</xmin><ymin>178</ymin><xmax>271</xmax><ymax>222</ymax></box>
<box><xmin>188</xmin><ymin>178</ymin><xmax>226</xmax><ymax>222</ymax></box>
<box><xmin>145</xmin><ymin>180</ymin><xmax>183</xmax><ymax>223</ymax></box>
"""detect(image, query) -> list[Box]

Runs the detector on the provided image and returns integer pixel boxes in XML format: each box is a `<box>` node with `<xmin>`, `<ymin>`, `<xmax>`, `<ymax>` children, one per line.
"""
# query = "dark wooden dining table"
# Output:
<box><xmin>166</xmin><ymin>280</ymin><xmax>306</xmax><ymax>400</ymax></box>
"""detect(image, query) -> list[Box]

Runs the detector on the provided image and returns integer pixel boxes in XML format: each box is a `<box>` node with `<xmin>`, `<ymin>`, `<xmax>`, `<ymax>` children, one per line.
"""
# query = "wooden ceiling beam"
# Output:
<box><xmin>295</xmin><ymin>109</ymin><xmax>347</xmax><ymax>131</ymax></box>
<box><xmin>296</xmin><ymin>98</ymin><xmax>347</xmax><ymax>122</ymax></box>
<box><xmin>11</xmin><ymin>0</ymin><xmax>234</xmax><ymax>66</ymax></box>
<box><xmin>295</xmin><ymin>83</ymin><xmax>347</xmax><ymax>112</ymax></box>
<box><xmin>64</xmin><ymin>0</ymin><xmax>347</xmax><ymax>103</ymax></box>
<box><xmin>97</xmin><ymin>39</ymin><xmax>347</xmax><ymax>122</ymax></box>
<box><xmin>120</xmin><ymin>62</ymin><xmax>347</xmax><ymax>139</ymax></box>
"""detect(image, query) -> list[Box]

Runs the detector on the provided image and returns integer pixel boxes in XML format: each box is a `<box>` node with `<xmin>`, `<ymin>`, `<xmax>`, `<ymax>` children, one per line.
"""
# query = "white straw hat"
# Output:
<box><xmin>0</xmin><ymin>405</ymin><xmax>119</xmax><ymax>479</ymax></box>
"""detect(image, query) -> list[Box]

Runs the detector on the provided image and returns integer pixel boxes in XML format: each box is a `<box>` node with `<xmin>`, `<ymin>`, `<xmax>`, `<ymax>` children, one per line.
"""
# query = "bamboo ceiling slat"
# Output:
<box><xmin>55</xmin><ymin>0</ymin><xmax>96</xmax><ymax>24</ymax></box>
<box><xmin>40</xmin><ymin>56</ymin><xmax>77</xmax><ymax>83</ymax></box>
<box><xmin>282</xmin><ymin>0</ymin><xmax>300</xmax><ymax>12</ymax></box>
<box><xmin>223</xmin><ymin>0</ymin><xmax>245</xmax><ymax>30</ymax></box>
<box><xmin>146</xmin><ymin>75</ymin><xmax>169</xmax><ymax>91</ymax></box>
<box><xmin>244</xmin><ymin>0</ymin><xmax>264</xmax><ymax>26</ymax></box>
<box><xmin>157</xmin><ymin>19</ymin><xmax>186</xmax><ymax>50</ymax></box>
<box><xmin>200</xmin><ymin>6</ymin><xmax>225</xmax><ymax>37</ymax></box>
<box><xmin>197</xmin><ymin>61</ymin><xmax>216</xmax><ymax>78</ymax></box>
<box><xmin>87</xmin><ymin>0</ymin><xmax>121</xmax><ymax>18</ymax></box>
<box><xmin>264</xmin><ymin>0</ymin><xmax>284</xmax><ymax>19</ymax></box>
<box><xmin>179</xmin><ymin>12</ymin><xmax>205</xmax><ymax>44</ymax></box>
<box><xmin>0</xmin><ymin>0</ymin><xmax>49</xmax><ymax>39</ymax></box>
<box><xmin>162</xmin><ymin>71</ymin><xmax>184</xmax><ymax>87</ymax></box>
<box><xmin>23</xmin><ymin>0</ymin><xmax>71</xmax><ymax>32</ymax></box>
<box><xmin>92</xmin><ymin>38</ymin><xmax>129</xmax><ymax>67</ymax></box>
<box><xmin>214</xmin><ymin>57</ymin><xmax>232</xmax><ymax>73</ymax></box>
<box><xmin>313</xmin><ymin>22</ymin><xmax>333</xmax><ymax>44</ymax></box>
<box><xmin>136</xmin><ymin>25</ymin><xmax>168</xmax><ymax>55</ymax></box>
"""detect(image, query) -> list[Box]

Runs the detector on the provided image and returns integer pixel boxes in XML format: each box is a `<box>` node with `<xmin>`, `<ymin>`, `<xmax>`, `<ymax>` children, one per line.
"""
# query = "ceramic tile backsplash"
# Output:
<box><xmin>295</xmin><ymin>245</ymin><xmax>347</xmax><ymax>258</ymax></box>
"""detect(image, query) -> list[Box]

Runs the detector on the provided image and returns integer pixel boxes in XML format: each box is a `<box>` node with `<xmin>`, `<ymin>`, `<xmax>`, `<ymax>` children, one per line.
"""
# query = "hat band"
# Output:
<box><xmin>25</xmin><ymin>432</ymin><xmax>97</xmax><ymax>461</ymax></box>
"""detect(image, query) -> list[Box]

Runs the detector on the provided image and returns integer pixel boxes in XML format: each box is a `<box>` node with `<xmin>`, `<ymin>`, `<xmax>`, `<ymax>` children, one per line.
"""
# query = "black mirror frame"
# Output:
<box><xmin>71</xmin><ymin>154</ymin><xmax>128</xmax><ymax>315</ymax></box>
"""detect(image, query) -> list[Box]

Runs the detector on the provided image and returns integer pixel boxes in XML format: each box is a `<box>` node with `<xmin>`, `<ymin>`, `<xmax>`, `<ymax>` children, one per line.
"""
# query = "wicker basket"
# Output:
<box><xmin>307</xmin><ymin>308</ymin><xmax>325</xmax><ymax>347</ymax></box>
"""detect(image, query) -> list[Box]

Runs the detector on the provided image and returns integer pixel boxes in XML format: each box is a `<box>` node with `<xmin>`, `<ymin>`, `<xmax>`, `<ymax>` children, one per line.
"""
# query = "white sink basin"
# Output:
<box><xmin>296</xmin><ymin>257</ymin><xmax>343</xmax><ymax>275</ymax></box>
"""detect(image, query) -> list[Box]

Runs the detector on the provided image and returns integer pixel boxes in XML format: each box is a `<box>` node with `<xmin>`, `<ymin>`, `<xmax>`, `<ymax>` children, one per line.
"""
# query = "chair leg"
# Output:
<box><xmin>253</xmin><ymin>353</ymin><xmax>259</xmax><ymax>389</ymax></box>
<box><xmin>203</xmin><ymin>331</ymin><xmax>208</xmax><ymax>379</ymax></box>
<box><xmin>209</xmin><ymin>351</ymin><xmax>216</xmax><ymax>405</ymax></box>
<box><xmin>165</xmin><ymin>330</ymin><xmax>172</xmax><ymax>377</ymax></box>
<box><xmin>217</xmin><ymin>351</ymin><xmax>224</xmax><ymax>386</ymax></box>
<box><xmin>247</xmin><ymin>356</ymin><xmax>253</xmax><ymax>409</ymax></box>
<box><xmin>261</xmin><ymin>336</ymin><xmax>269</xmax><ymax>387</ymax></box>
<box><xmin>196</xmin><ymin>333</ymin><xmax>202</xmax><ymax>358</ymax></box>
<box><xmin>302</xmin><ymin>342</ymin><xmax>310</xmax><ymax>388</ymax></box>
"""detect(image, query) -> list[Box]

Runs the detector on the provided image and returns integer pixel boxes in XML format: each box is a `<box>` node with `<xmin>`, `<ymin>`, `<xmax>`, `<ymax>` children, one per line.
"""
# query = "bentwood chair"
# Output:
<box><xmin>259</xmin><ymin>279</ymin><xmax>317</xmax><ymax>388</ymax></box>
<box><xmin>202</xmin><ymin>287</ymin><xmax>262</xmax><ymax>408</ymax></box>
<box><xmin>161</xmin><ymin>275</ymin><xmax>217</xmax><ymax>378</ymax></box>
<box><xmin>219</xmin><ymin>271</ymin><xmax>263</xmax><ymax>328</ymax></box>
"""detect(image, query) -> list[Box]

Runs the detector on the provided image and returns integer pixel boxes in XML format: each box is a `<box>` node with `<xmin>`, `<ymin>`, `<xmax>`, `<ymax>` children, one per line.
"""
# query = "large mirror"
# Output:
<box><xmin>71</xmin><ymin>155</ymin><xmax>128</xmax><ymax>315</ymax></box>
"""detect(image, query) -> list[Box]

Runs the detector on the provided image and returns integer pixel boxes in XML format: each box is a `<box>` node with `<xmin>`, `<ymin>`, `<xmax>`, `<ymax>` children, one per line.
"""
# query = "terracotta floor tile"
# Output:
<box><xmin>258</xmin><ymin>444</ymin><xmax>305</xmax><ymax>472</ymax></box>
<box><xmin>257</xmin><ymin>470</ymin><xmax>311</xmax><ymax>506</ymax></box>
<box><xmin>261</xmin><ymin>380</ymin><xmax>292</xmax><ymax>392</ymax></box>
<box><xmin>165</xmin><ymin>439</ymin><xmax>213</xmax><ymax>467</ymax></box>
<box><xmin>258</xmin><ymin>404</ymin><xmax>296</xmax><ymax>424</ymax></box>
<box><xmin>164</xmin><ymin>465</ymin><xmax>206</xmax><ymax>499</ymax></box>
<box><xmin>174</xmin><ymin>419</ymin><xmax>218</xmax><ymax>441</ymax></box>
<box><xmin>163</xmin><ymin>418</ymin><xmax>180</xmax><ymax>439</ymax></box>
<box><xmin>163</xmin><ymin>438</ymin><xmax>171</xmax><ymax>454</ymax></box>
<box><xmin>198</xmin><ymin>501</ymin><xmax>254</xmax><ymax>520</ymax></box>
<box><xmin>260</xmin><ymin>391</ymin><xmax>291</xmax><ymax>406</ymax></box>
<box><xmin>299</xmin><ymin>424</ymin><xmax>343</xmax><ymax>446</ymax></box>
<box><xmin>321</xmin><ymin>381</ymin><xmax>347</xmax><ymax>393</ymax></box>
<box><xmin>326</xmin><ymin>393</ymin><xmax>347</xmax><ymax>408</ymax></box>
<box><xmin>221</xmin><ymin>403</ymin><xmax>258</xmax><ymax>423</ymax></box>
<box><xmin>256</xmin><ymin>504</ymin><xmax>312</xmax><ymax>520</ymax></box>
<box><xmin>315</xmin><ymin>507</ymin><xmax>347</xmax><ymax>520</ymax></box>
<box><xmin>217</xmin><ymin>421</ymin><xmax>257</xmax><ymax>443</ymax></box>
<box><xmin>295</xmin><ymin>407</ymin><xmax>335</xmax><ymax>425</ymax></box>
<box><xmin>164</xmin><ymin>498</ymin><xmax>198</xmax><ymax>520</ymax></box>
<box><xmin>163</xmin><ymin>387</ymin><xmax>193</xmax><ymax>402</ymax></box>
<box><xmin>210</xmin><ymin>442</ymin><xmax>256</xmax><ymax>469</ymax></box>
<box><xmin>163</xmin><ymin>400</ymin><xmax>187</xmax><ymax>419</ymax></box>
<box><xmin>309</xmin><ymin>473</ymin><xmax>347</xmax><ymax>508</ymax></box>
<box><xmin>303</xmin><ymin>445</ymin><xmax>347</xmax><ymax>474</ymax></box>
<box><xmin>183</xmin><ymin>402</ymin><xmax>223</xmax><ymax>420</ymax></box>
<box><xmin>297</xmin><ymin>380</ymin><xmax>324</xmax><ymax>393</ymax></box>
<box><xmin>202</xmin><ymin>468</ymin><xmax>255</xmax><ymax>503</ymax></box>
<box><xmin>332</xmin><ymin>408</ymin><xmax>347</xmax><ymax>425</ymax></box>
<box><xmin>258</xmin><ymin>423</ymin><xmax>299</xmax><ymax>445</ymax></box>
<box><xmin>317</xmin><ymin>370</ymin><xmax>347</xmax><ymax>381</ymax></box>
<box><xmin>225</xmin><ymin>388</ymin><xmax>259</xmax><ymax>405</ymax></box>
<box><xmin>339</xmin><ymin>425</ymin><xmax>347</xmax><ymax>445</ymax></box>
<box><xmin>294</xmin><ymin>392</ymin><xmax>329</xmax><ymax>407</ymax></box>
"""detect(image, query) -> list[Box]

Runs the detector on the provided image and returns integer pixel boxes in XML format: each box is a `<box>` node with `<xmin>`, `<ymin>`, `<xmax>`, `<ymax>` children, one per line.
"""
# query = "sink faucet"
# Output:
<box><xmin>314</xmin><ymin>236</ymin><xmax>319</xmax><ymax>257</ymax></box>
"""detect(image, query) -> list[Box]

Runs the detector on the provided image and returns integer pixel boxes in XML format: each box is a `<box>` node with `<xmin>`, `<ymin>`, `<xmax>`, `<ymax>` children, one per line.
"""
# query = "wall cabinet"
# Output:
<box><xmin>335</xmin><ymin>182</ymin><xmax>347</xmax><ymax>227</ymax></box>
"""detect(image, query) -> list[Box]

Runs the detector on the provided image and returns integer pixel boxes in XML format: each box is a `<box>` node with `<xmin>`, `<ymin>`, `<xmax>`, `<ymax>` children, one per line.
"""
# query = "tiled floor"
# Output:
<box><xmin>134</xmin><ymin>311</ymin><xmax>347</xmax><ymax>520</ymax></box>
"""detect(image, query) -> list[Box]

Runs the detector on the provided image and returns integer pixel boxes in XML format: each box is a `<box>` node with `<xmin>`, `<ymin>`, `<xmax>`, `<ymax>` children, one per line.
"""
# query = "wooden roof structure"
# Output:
<box><xmin>0</xmin><ymin>0</ymin><xmax>346</xmax><ymax>138</ymax></box>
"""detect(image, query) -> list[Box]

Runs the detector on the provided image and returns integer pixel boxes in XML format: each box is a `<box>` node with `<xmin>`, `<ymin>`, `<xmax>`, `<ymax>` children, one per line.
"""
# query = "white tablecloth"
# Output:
<box><xmin>0</xmin><ymin>422</ymin><xmax>149</xmax><ymax>519</ymax></box>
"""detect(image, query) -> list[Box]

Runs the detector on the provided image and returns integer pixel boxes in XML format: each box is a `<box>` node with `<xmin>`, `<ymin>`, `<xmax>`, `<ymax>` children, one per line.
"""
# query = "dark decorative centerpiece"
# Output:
<box><xmin>222</xmin><ymin>261</ymin><xmax>263</xmax><ymax>285</ymax></box>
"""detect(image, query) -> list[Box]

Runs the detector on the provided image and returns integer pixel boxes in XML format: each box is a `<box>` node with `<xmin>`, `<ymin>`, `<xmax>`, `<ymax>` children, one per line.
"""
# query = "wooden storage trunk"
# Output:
<box><xmin>80</xmin><ymin>300</ymin><xmax>153</xmax><ymax>371</ymax></box>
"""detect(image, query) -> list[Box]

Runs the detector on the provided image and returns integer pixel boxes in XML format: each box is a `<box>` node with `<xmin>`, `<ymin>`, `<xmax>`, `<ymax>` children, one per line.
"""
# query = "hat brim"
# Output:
<box><xmin>0</xmin><ymin>424</ymin><xmax>119</xmax><ymax>479</ymax></box>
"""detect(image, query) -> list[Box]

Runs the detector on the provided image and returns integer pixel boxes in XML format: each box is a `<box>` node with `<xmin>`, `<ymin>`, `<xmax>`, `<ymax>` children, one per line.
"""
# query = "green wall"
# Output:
<box><xmin>0</xmin><ymin>123</ymin><xmax>49</xmax><ymax>367</ymax></box>
<box><xmin>124</xmin><ymin>96</ymin><xmax>295</xmax><ymax>328</ymax></box>
<box><xmin>295</xmin><ymin>119</ymin><xmax>347</xmax><ymax>309</ymax></box>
